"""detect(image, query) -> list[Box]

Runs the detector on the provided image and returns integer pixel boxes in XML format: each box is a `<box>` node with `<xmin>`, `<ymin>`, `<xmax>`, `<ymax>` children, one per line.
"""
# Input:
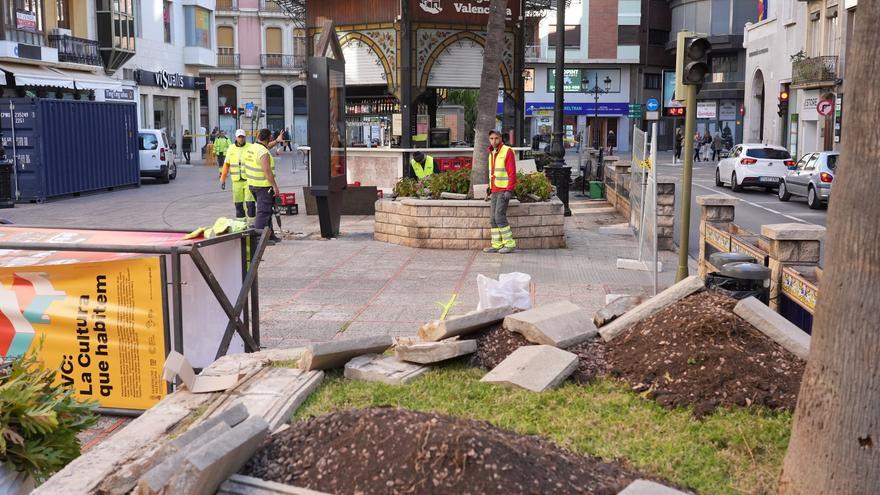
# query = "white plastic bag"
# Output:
<box><xmin>476</xmin><ymin>272</ymin><xmax>532</xmax><ymax>311</ymax></box>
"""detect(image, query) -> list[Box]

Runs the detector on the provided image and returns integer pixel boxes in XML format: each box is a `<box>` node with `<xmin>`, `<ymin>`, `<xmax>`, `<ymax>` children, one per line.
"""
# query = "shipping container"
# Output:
<box><xmin>0</xmin><ymin>98</ymin><xmax>139</xmax><ymax>202</ymax></box>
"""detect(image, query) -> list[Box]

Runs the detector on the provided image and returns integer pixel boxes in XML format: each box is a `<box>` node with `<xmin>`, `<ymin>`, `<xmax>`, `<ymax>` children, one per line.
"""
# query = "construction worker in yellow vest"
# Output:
<box><xmin>410</xmin><ymin>151</ymin><xmax>435</xmax><ymax>179</ymax></box>
<box><xmin>484</xmin><ymin>130</ymin><xmax>517</xmax><ymax>254</ymax></box>
<box><xmin>213</xmin><ymin>130</ymin><xmax>231</xmax><ymax>176</ymax></box>
<box><xmin>219</xmin><ymin>129</ymin><xmax>255</xmax><ymax>225</ymax></box>
<box><xmin>244</xmin><ymin>128</ymin><xmax>285</xmax><ymax>244</ymax></box>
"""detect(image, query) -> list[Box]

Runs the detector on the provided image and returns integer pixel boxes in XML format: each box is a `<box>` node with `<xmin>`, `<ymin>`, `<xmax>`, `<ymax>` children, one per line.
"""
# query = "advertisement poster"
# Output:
<box><xmin>0</xmin><ymin>257</ymin><xmax>167</xmax><ymax>410</ymax></box>
<box><xmin>15</xmin><ymin>10</ymin><xmax>37</xmax><ymax>31</ymax></box>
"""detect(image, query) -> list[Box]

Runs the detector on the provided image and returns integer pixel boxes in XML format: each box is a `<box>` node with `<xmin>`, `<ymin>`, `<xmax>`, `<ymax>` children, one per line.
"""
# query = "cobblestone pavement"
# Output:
<box><xmin>5</xmin><ymin>153</ymin><xmax>686</xmax><ymax>348</ymax></box>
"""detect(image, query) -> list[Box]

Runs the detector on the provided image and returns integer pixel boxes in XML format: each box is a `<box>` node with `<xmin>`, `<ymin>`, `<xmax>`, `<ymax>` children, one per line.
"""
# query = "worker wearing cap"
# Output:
<box><xmin>244</xmin><ymin>128</ymin><xmax>285</xmax><ymax>244</ymax></box>
<box><xmin>410</xmin><ymin>151</ymin><xmax>435</xmax><ymax>180</ymax></box>
<box><xmin>220</xmin><ymin>129</ymin><xmax>255</xmax><ymax>225</ymax></box>
<box><xmin>213</xmin><ymin>130</ymin><xmax>231</xmax><ymax>176</ymax></box>
<box><xmin>484</xmin><ymin>130</ymin><xmax>517</xmax><ymax>254</ymax></box>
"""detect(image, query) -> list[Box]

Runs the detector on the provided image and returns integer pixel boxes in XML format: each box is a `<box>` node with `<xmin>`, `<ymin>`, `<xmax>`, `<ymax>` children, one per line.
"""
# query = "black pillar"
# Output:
<box><xmin>545</xmin><ymin>0</ymin><xmax>571</xmax><ymax>216</ymax></box>
<box><xmin>400</xmin><ymin>1</ymin><xmax>412</xmax><ymax>150</ymax></box>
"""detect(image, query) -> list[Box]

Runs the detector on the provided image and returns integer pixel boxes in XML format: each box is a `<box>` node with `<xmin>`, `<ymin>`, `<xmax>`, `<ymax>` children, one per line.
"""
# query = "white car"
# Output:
<box><xmin>715</xmin><ymin>144</ymin><xmax>795</xmax><ymax>192</ymax></box>
<box><xmin>138</xmin><ymin>129</ymin><xmax>177</xmax><ymax>183</ymax></box>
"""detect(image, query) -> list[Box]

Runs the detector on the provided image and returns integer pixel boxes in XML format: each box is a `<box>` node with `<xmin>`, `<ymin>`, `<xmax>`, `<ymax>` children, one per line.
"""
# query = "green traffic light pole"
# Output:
<box><xmin>675</xmin><ymin>83</ymin><xmax>698</xmax><ymax>282</ymax></box>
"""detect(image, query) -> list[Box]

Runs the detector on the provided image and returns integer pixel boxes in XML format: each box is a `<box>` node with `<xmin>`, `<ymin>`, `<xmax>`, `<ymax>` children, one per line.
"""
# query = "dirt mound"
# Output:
<box><xmin>567</xmin><ymin>339</ymin><xmax>608</xmax><ymax>384</ymax></box>
<box><xmin>605</xmin><ymin>290</ymin><xmax>805</xmax><ymax>417</ymax></box>
<box><xmin>468</xmin><ymin>323</ymin><xmax>533</xmax><ymax>370</ymax></box>
<box><xmin>243</xmin><ymin>407</ymin><xmax>640</xmax><ymax>494</ymax></box>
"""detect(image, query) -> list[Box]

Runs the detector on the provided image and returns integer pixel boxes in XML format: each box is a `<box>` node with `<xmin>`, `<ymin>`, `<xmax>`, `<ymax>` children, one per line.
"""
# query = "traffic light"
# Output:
<box><xmin>674</xmin><ymin>32</ymin><xmax>712</xmax><ymax>100</ymax></box>
<box><xmin>777</xmin><ymin>87</ymin><xmax>790</xmax><ymax>117</ymax></box>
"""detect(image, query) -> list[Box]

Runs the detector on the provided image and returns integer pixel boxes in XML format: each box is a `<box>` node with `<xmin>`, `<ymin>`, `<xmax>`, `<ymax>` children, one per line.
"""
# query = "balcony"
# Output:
<box><xmin>525</xmin><ymin>44</ymin><xmax>540</xmax><ymax>61</ymax></box>
<box><xmin>217</xmin><ymin>53</ymin><xmax>240</xmax><ymax>68</ymax></box>
<box><xmin>792</xmin><ymin>56</ymin><xmax>838</xmax><ymax>89</ymax></box>
<box><xmin>216</xmin><ymin>0</ymin><xmax>238</xmax><ymax>11</ymax></box>
<box><xmin>260</xmin><ymin>0</ymin><xmax>284</xmax><ymax>12</ymax></box>
<box><xmin>48</xmin><ymin>34</ymin><xmax>102</xmax><ymax>66</ymax></box>
<box><xmin>261</xmin><ymin>54</ymin><xmax>305</xmax><ymax>70</ymax></box>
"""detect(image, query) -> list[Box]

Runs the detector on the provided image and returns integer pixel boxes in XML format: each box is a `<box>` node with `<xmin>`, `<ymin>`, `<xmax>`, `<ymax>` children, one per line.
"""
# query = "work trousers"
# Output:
<box><xmin>489</xmin><ymin>191</ymin><xmax>516</xmax><ymax>249</ymax></box>
<box><xmin>250</xmin><ymin>185</ymin><xmax>275</xmax><ymax>236</ymax></box>
<box><xmin>232</xmin><ymin>180</ymin><xmax>256</xmax><ymax>222</ymax></box>
<box><xmin>216</xmin><ymin>153</ymin><xmax>226</xmax><ymax>174</ymax></box>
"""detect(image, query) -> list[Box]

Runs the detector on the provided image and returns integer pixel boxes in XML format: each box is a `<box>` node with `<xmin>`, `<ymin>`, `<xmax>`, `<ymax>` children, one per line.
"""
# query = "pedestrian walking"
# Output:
<box><xmin>483</xmin><ymin>130</ymin><xmax>518</xmax><ymax>254</ymax></box>
<box><xmin>607</xmin><ymin>129</ymin><xmax>616</xmax><ymax>155</ymax></box>
<box><xmin>283</xmin><ymin>128</ymin><xmax>293</xmax><ymax>152</ymax></box>
<box><xmin>701</xmin><ymin>132</ymin><xmax>713</xmax><ymax>162</ymax></box>
<box><xmin>182</xmin><ymin>130</ymin><xmax>193</xmax><ymax>164</ymax></box>
<box><xmin>213</xmin><ymin>130</ymin><xmax>231</xmax><ymax>176</ymax></box>
<box><xmin>674</xmin><ymin>128</ymin><xmax>683</xmax><ymax>160</ymax></box>
<box><xmin>220</xmin><ymin>129</ymin><xmax>255</xmax><ymax>225</ymax></box>
<box><xmin>693</xmin><ymin>132</ymin><xmax>702</xmax><ymax>162</ymax></box>
<box><xmin>244</xmin><ymin>128</ymin><xmax>285</xmax><ymax>245</ymax></box>
<box><xmin>712</xmin><ymin>132</ymin><xmax>723</xmax><ymax>161</ymax></box>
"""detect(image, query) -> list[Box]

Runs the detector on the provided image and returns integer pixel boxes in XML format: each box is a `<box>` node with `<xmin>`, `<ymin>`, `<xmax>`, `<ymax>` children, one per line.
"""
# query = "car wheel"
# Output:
<box><xmin>170</xmin><ymin>162</ymin><xmax>177</xmax><ymax>180</ymax></box>
<box><xmin>778</xmin><ymin>181</ymin><xmax>791</xmax><ymax>201</ymax></box>
<box><xmin>159</xmin><ymin>166</ymin><xmax>170</xmax><ymax>184</ymax></box>
<box><xmin>731</xmin><ymin>172</ymin><xmax>742</xmax><ymax>192</ymax></box>
<box><xmin>807</xmin><ymin>186</ymin><xmax>821</xmax><ymax>209</ymax></box>
<box><xmin>715</xmin><ymin>167</ymin><xmax>723</xmax><ymax>187</ymax></box>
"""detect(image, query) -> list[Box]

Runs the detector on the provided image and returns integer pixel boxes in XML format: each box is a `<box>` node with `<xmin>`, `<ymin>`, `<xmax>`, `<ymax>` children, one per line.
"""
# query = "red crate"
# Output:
<box><xmin>277</xmin><ymin>192</ymin><xmax>297</xmax><ymax>205</ymax></box>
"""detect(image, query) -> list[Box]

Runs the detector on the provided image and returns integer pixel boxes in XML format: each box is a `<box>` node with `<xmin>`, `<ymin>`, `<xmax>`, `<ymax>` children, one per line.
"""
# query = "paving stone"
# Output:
<box><xmin>599</xmin><ymin>276</ymin><xmax>705</xmax><ymax>342</ymax></box>
<box><xmin>165</xmin><ymin>416</ymin><xmax>270</xmax><ymax>495</ymax></box>
<box><xmin>734</xmin><ymin>296</ymin><xmax>810</xmax><ymax>360</ymax></box>
<box><xmin>344</xmin><ymin>354</ymin><xmax>429</xmax><ymax>385</ymax></box>
<box><xmin>219</xmin><ymin>474</ymin><xmax>331</xmax><ymax>494</ymax></box>
<box><xmin>503</xmin><ymin>300</ymin><xmax>595</xmax><ymax>348</ymax></box>
<box><xmin>439</xmin><ymin>192</ymin><xmax>468</xmax><ymax>200</ymax></box>
<box><xmin>395</xmin><ymin>339</ymin><xmax>478</xmax><ymax>364</ymax></box>
<box><xmin>480</xmin><ymin>345</ymin><xmax>578</xmax><ymax>392</ymax></box>
<box><xmin>592</xmin><ymin>295</ymin><xmax>646</xmax><ymax>328</ymax></box>
<box><xmin>299</xmin><ymin>335</ymin><xmax>393</xmax><ymax>370</ymax></box>
<box><xmin>215</xmin><ymin>367</ymin><xmax>324</xmax><ymax>431</ymax></box>
<box><xmin>135</xmin><ymin>422</ymin><xmax>232</xmax><ymax>495</ymax></box>
<box><xmin>617</xmin><ymin>479</ymin><xmax>689</xmax><ymax>495</ymax></box>
<box><xmin>418</xmin><ymin>306</ymin><xmax>514</xmax><ymax>341</ymax></box>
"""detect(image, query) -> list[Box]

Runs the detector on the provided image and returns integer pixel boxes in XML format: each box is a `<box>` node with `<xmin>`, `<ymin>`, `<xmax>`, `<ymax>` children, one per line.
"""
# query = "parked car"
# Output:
<box><xmin>778</xmin><ymin>151</ymin><xmax>837</xmax><ymax>209</ymax></box>
<box><xmin>138</xmin><ymin>129</ymin><xmax>177</xmax><ymax>183</ymax></box>
<box><xmin>715</xmin><ymin>144</ymin><xmax>795</xmax><ymax>192</ymax></box>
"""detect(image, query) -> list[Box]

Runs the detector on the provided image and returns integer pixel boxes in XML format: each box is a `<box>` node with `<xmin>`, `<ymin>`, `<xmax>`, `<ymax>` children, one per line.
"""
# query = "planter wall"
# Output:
<box><xmin>374</xmin><ymin>198</ymin><xmax>565</xmax><ymax>249</ymax></box>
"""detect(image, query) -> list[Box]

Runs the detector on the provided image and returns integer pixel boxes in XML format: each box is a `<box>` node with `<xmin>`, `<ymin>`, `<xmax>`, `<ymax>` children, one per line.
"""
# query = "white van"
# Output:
<box><xmin>138</xmin><ymin>129</ymin><xmax>177</xmax><ymax>183</ymax></box>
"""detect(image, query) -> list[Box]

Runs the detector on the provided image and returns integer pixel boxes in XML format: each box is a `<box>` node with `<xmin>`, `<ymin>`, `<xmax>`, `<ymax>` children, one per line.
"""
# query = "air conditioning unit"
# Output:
<box><xmin>50</xmin><ymin>28</ymin><xmax>72</xmax><ymax>37</ymax></box>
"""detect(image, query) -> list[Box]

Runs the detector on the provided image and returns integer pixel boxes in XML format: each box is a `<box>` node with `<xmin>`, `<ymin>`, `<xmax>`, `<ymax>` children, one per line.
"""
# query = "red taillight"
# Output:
<box><xmin>820</xmin><ymin>172</ymin><xmax>833</xmax><ymax>183</ymax></box>
<box><xmin>740</xmin><ymin>158</ymin><xmax>757</xmax><ymax>165</ymax></box>
<box><xmin>784</xmin><ymin>160</ymin><xmax>796</xmax><ymax>166</ymax></box>
<box><xmin>160</xmin><ymin>148</ymin><xmax>166</xmax><ymax>161</ymax></box>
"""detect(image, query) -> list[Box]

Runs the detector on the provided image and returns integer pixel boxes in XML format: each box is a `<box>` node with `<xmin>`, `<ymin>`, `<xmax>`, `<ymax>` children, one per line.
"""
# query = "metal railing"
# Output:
<box><xmin>260</xmin><ymin>54</ymin><xmax>305</xmax><ymax>69</ymax></box>
<box><xmin>260</xmin><ymin>0</ymin><xmax>284</xmax><ymax>11</ymax></box>
<box><xmin>217</xmin><ymin>53</ymin><xmax>240</xmax><ymax>68</ymax></box>
<box><xmin>525</xmin><ymin>44</ymin><xmax>540</xmax><ymax>59</ymax></box>
<box><xmin>792</xmin><ymin>56</ymin><xmax>838</xmax><ymax>87</ymax></box>
<box><xmin>216</xmin><ymin>0</ymin><xmax>239</xmax><ymax>11</ymax></box>
<box><xmin>48</xmin><ymin>34</ymin><xmax>102</xmax><ymax>66</ymax></box>
<box><xmin>3</xmin><ymin>26</ymin><xmax>45</xmax><ymax>46</ymax></box>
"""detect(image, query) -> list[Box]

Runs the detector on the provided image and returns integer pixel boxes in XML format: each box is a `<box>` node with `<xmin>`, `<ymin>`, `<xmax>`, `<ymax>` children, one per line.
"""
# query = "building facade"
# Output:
<box><xmin>204</xmin><ymin>0</ymin><xmax>307</xmax><ymax>144</ymax></box>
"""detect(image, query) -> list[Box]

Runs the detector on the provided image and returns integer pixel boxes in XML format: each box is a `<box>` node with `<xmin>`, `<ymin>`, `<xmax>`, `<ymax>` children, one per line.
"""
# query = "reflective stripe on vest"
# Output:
<box><xmin>226</xmin><ymin>143</ymin><xmax>251</xmax><ymax>181</ymax></box>
<box><xmin>410</xmin><ymin>156</ymin><xmax>434</xmax><ymax>179</ymax></box>
<box><xmin>244</xmin><ymin>144</ymin><xmax>275</xmax><ymax>187</ymax></box>
<box><xmin>490</xmin><ymin>145</ymin><xmax>511</xmax><ymax>189</ymax></box>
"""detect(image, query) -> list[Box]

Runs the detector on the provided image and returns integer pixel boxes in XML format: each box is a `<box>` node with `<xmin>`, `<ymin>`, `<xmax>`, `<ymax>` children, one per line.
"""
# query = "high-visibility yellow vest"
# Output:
<box><xmin>490</xmin><ymin>144</ymin><xmax>511</xmax><ymax>189</ymax></box>
<box><xmin>214</xmin><ymin>137</ymin><xmax>231</xmax><ymax>154</ymax></box>
<box><xmin>410</xmin><ymin>156</ymin><xmax>434</xmax><ymax>179</ymax></box>
<box><xmin>244</xmin><ymin>144</ymin><xmax>275</xmax><ymax>187</ymax></box>
<box><xmin>225</xmin><ymin>143</ymin><xmax>251</xmax><ymax>181</ymax></box>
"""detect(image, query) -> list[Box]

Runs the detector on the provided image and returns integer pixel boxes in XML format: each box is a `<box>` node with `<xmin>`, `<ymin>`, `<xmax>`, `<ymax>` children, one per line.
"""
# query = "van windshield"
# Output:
<box><xmin>139</xmin><ymin>133</ymin><xmax>159</xmax><ymax>151</ymax></box>
<box><xmin>746</xmin><ymin>148</ymin><xmax>791</xmax><ymax>160</ymax></box>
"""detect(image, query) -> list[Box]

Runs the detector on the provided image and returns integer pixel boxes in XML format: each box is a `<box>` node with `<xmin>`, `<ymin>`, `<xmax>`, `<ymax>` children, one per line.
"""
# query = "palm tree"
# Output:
<box><xmin>470</xmin><ymin>0</ymin><xmax>508</xmax><ymax>186</ymax></box>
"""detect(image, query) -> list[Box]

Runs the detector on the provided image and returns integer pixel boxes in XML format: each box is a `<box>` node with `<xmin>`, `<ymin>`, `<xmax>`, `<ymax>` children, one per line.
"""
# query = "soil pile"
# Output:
<box><xmin>567</xmin><ymin>339</ymin><xmax>608</xmax><ymax>384</ymax></box>
<box><xmin>468</xmin><ymin>323</ymin><xmax>533</xmax><ymax>370</ymax></box>
<box><xmin>243</xmin><ymin>407</ymin><xmax>639</xmax><ymax>494</ymax></box>
<box><xmin>605</xmin><ymin>290</ymin><xmax>805</xmax><ymax>417</ymax></box>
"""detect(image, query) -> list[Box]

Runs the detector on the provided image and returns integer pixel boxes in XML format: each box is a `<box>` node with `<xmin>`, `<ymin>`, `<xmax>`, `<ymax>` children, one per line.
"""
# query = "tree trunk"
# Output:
<box><xmin>471</xmin><ymin>0</ymin><xmax>508</xmax><ymax>186</ymax></box>
<box><xmin>778</xmin><ymin>4</ymin><xmax>880</xmax><ymax>493</ymax></box>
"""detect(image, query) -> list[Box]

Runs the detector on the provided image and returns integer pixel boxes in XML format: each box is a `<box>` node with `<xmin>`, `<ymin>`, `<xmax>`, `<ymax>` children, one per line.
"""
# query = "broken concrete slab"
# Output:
<box><xmin>593</xmin><ymin>295</ymin><xmax>646</xmax><ymax>328</ymax></box>
<box><xmin>734</xmin><ymin>296</ymin><xmax>810</xmax><ymax>360</ymax></box>
<box><xmin>344</xmin><ymin>354</ymin><xmax>429</xmax><ymax>385</ymax></box>
<box><xmin>472</xmin><ymin>184</ymin><xmax>489</xmax><ymax>200</ymax></box>
<box><xmin>164</xmin><ymin>416</ymin><xmax>270</xmax><ymax>495</ymax></box>
<box><xmin>439</xmin><ymin>192</ymin><xmax>468</xmax><ymax>200</ymax></box>
<box><xmin>395</xmin><ymin>339</ymin><xmax>478</xmax><ymax>364</ymax></box>
<box><xmin>599</xmin><ymin>276</ymin><xmax>705</xmax><ymax>342</ymax></box>
<box><xmin>219</xmin><ymin>474</ymin><xmax>331</xmax><ymax>494</ymax></box>
<box><xmin>503</xmin><ymin>300</ymin><xmax>595</xmax><ymax>348</ymax></box>
<box><xmin>135</xmin><ymin>422</ymin><xmax>232</xmax><ymax>495</ymax></box>
<box><xmin>480</xmin><ymin>345</ymin><xmax>578</xmax><ymax>392</ymax></box>
<box><xmin>299</xmin><ymin>335</ymin><xmax>393</xmax><ymax>371</ymax></box>
<box><xmin>618</xmin><ymin>479</ymin><xmax>689</xmax><ymax>495</ymax></box>
<box><xmin>215</xmin><ymin>367</ymin><xmax>324</xmax><ymax>431</ymax></box>
<box><xmin>418</xmin><ymin>306</ymin><xmax>514</xmax><ymax>341</ymax></box>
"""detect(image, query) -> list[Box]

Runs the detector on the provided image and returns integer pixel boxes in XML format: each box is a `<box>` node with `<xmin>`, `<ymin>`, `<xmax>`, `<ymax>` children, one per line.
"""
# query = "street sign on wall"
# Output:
<box><xmin>816</xmin><ymin>98</ymin><xmax>834</xmax><ymax>116</ymax></box>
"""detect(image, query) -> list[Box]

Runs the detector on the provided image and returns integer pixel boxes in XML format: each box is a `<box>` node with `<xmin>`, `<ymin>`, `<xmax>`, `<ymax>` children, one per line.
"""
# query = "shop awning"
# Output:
<box><xmin>0</xmin><ymin>63</ymin><xmax>75</xmax><ymax>89</ymax></box>
<box><xmin>58</xmin><ymin>68</ymin><xmax>126</xmax><ymax>92</ymax></box>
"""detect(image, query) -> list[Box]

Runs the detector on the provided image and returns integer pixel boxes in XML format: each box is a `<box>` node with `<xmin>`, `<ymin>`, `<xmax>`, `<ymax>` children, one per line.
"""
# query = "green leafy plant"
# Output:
<box><xmin>392</xmin><ymin>177</ymin><xmax>419</xmax><ymax>198</ymax></box>
<box><xmin>514</xmin><ymin>172</ymin><xmax>552</xmax><ymax>202</ymax></box>
<box><xmin>0</xmin><ymin>347</ymin><xmax>99</xmax><ymax>481</ymax></box>
<box><xmin>395</xmin><ymin>170</ymin><xmax>472</xmax><ymax>199</ymax></box>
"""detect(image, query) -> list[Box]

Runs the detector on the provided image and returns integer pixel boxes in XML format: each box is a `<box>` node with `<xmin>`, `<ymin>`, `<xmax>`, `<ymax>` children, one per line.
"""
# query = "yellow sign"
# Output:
<box><xmin>0</xmin><ymin>258</ymin><xmax>167</xmax><ymax>410</ymax></box>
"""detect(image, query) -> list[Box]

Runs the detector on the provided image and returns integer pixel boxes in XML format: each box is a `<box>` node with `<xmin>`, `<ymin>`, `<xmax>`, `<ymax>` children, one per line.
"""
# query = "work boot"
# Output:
<box><xmin>498</xmin><ymin>247</ymin><xmax>516</xmax><ymax>254</ymax></box>
<box><xmin>483</xmin><ymin>246</ymin><xmax>500</xmax><ymax>253</ymax></box>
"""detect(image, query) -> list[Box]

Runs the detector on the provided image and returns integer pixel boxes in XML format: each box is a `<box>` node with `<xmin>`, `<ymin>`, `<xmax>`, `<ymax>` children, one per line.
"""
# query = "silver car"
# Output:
<box><xmin>778</xmin><ymin>151</ymin><xmax>838</xmax><ymax>209</ymax></box>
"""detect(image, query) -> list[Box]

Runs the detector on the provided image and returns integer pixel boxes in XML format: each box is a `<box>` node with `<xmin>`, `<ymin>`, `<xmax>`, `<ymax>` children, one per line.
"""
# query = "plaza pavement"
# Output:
<box><xmin>4</xmin><ymin>152</ymin><xmax>687</xmax><ymax>349</ymax></box>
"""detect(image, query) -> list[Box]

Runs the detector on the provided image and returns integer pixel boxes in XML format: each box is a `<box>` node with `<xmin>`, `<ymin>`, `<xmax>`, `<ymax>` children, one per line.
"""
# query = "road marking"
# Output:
<box><xmin>692</xmin><ymin>183</ymin><xmax>811</xmax><ymax>224</ymax></box>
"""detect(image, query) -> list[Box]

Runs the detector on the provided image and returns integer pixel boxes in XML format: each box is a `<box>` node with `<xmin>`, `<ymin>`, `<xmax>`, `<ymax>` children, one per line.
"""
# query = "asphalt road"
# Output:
<box><xmin>654</xmin><ymin>152</ymin><xmax>829</xmax><ymax>266</ymax></box>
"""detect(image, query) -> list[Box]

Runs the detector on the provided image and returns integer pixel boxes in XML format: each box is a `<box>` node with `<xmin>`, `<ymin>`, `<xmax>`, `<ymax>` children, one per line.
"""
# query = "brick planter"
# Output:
<box><xmin>374</xmin><ymin>198</ymin><xmax>566</xmax><ymax>249</ymax></box>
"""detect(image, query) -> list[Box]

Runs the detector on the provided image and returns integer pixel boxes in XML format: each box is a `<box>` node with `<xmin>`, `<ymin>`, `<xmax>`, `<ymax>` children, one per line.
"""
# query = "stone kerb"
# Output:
<box><xmin>374</xmin><ymin>197</ymin><xmax>566</xmax><ymax>249</ymax></box>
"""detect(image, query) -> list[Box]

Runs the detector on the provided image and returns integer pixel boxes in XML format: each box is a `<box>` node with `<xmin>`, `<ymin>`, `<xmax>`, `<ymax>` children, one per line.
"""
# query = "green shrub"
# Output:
<box><xmin>0</xmin><ymin>347</ymin><xmax>99</xmax><ymax>481</ymax></box>
<box><xmin>393</xmin><ymin>169</ymin><xmax>472</xmax><ymax>199</ymax></box>
<box><xmin>392</xmin><ymin>177</ymin><xmax>419</xmax><ymax>198</ymax></box>
<box><xmin>514</xmin><ymin>172</ymin><xmax>552</xmax><ymax>202</ymax></box>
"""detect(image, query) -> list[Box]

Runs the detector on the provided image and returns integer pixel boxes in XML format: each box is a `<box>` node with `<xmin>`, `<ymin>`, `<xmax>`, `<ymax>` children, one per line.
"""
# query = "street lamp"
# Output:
<box><xmin>545</xmin><ymin>0</ymin><xmax>572</xmax><ymax>217</ymax></box>
<box><xmin>583</xmin><ymin>74</ymin><xmax>612</xmax><ymax>149</ymax></box>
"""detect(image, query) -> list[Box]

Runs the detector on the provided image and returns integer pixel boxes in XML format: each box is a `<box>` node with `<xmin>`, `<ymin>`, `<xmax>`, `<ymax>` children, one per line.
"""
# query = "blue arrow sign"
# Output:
<box><xmin>245</xmin><ymin>102</ymin><xmax>254</xmax><ymax>111</ymax></box>
<box><xmin>646</xmin><ymin>98</ymin><xmax>660</xmax><ymax>112</ymax></box>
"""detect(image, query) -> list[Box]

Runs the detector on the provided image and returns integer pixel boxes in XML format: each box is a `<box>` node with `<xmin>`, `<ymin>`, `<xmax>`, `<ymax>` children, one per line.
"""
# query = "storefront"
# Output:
<box><xmin>133</xmin><ymin>69</ymin><xmax>206</xmax><ymax>155</ymax></box>
<box><xmin>693</xmin><ymin>99</ymin><xmax>739</xmax><ymax>150</ymax></box>
<box><xmin>795</xmin><ymin>88</ymin><xmax>836</xmax><ymax>155</ymax></box>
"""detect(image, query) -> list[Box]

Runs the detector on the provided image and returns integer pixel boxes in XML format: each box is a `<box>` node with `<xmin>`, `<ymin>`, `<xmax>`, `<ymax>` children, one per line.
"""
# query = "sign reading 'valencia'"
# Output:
<box><xmin>411</xmin><ymin>0</ymin><xmax>520</xmax><ymax>24</ymax></box>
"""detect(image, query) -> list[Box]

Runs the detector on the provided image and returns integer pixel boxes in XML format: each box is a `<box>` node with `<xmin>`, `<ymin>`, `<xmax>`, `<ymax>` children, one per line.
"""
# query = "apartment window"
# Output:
<box><xmin>618</xmin><ymin>25</ymin><xmax>639</xmax><ymax>46</ymax></box>
<box><xmin>523</xmin><ymin>68</ymin><xmax>534</xmax><ymax>92</ymax></box>
<box><xmin>4</xmin><ymin>0</ymin><xmax>44</xmax><ymax>45</ymax></box>
<box><xmin>644</xmin><ymin>73</ymin><xmax>661</xmax><ymax>90</ymax></box>
<box><xmin>648</xmin><ymin>29</ymin><xmax>669</xmax><ymax>46</ymax></box>
<box><xmin>547</xmin><ymin>24</ymin><xmax>580</xmax><ymax>48</ymax></box>
<box><xmin>825</xmin><ymin>10</ymin><xmax>840</xmax><ymax>56</ymax></box>
<box><xmin>184</xmin><ymin>6</ymin><xmax>211</xmax><ymax>49</ymax></box>
<box><xmin>163</xmin><ymin>1</ymin><xmax>172</xmax><ymax>43</ymax></box>
<box><xmin>56</xmin><ymin>0</ymin><xmax>69</xmax><ymax>29</ymax></box>
<box><xmin>265</xmin><ymin>26</ymin><xmax>282</xmax><ymax>54</ymax></box>
<box><xmin>808</xmin><ymin>12</ymin><xmax>821</xmax><ymax>56</ymax></box>
<box><xmin>710</xmin><ymin>54</ymin><xmax>738</xmax><ymax>83</ymax></box>
<box><xmin>217</xmin><ymin>25</ymin><xmax>233</xmax><ymax>53</ymax></box>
